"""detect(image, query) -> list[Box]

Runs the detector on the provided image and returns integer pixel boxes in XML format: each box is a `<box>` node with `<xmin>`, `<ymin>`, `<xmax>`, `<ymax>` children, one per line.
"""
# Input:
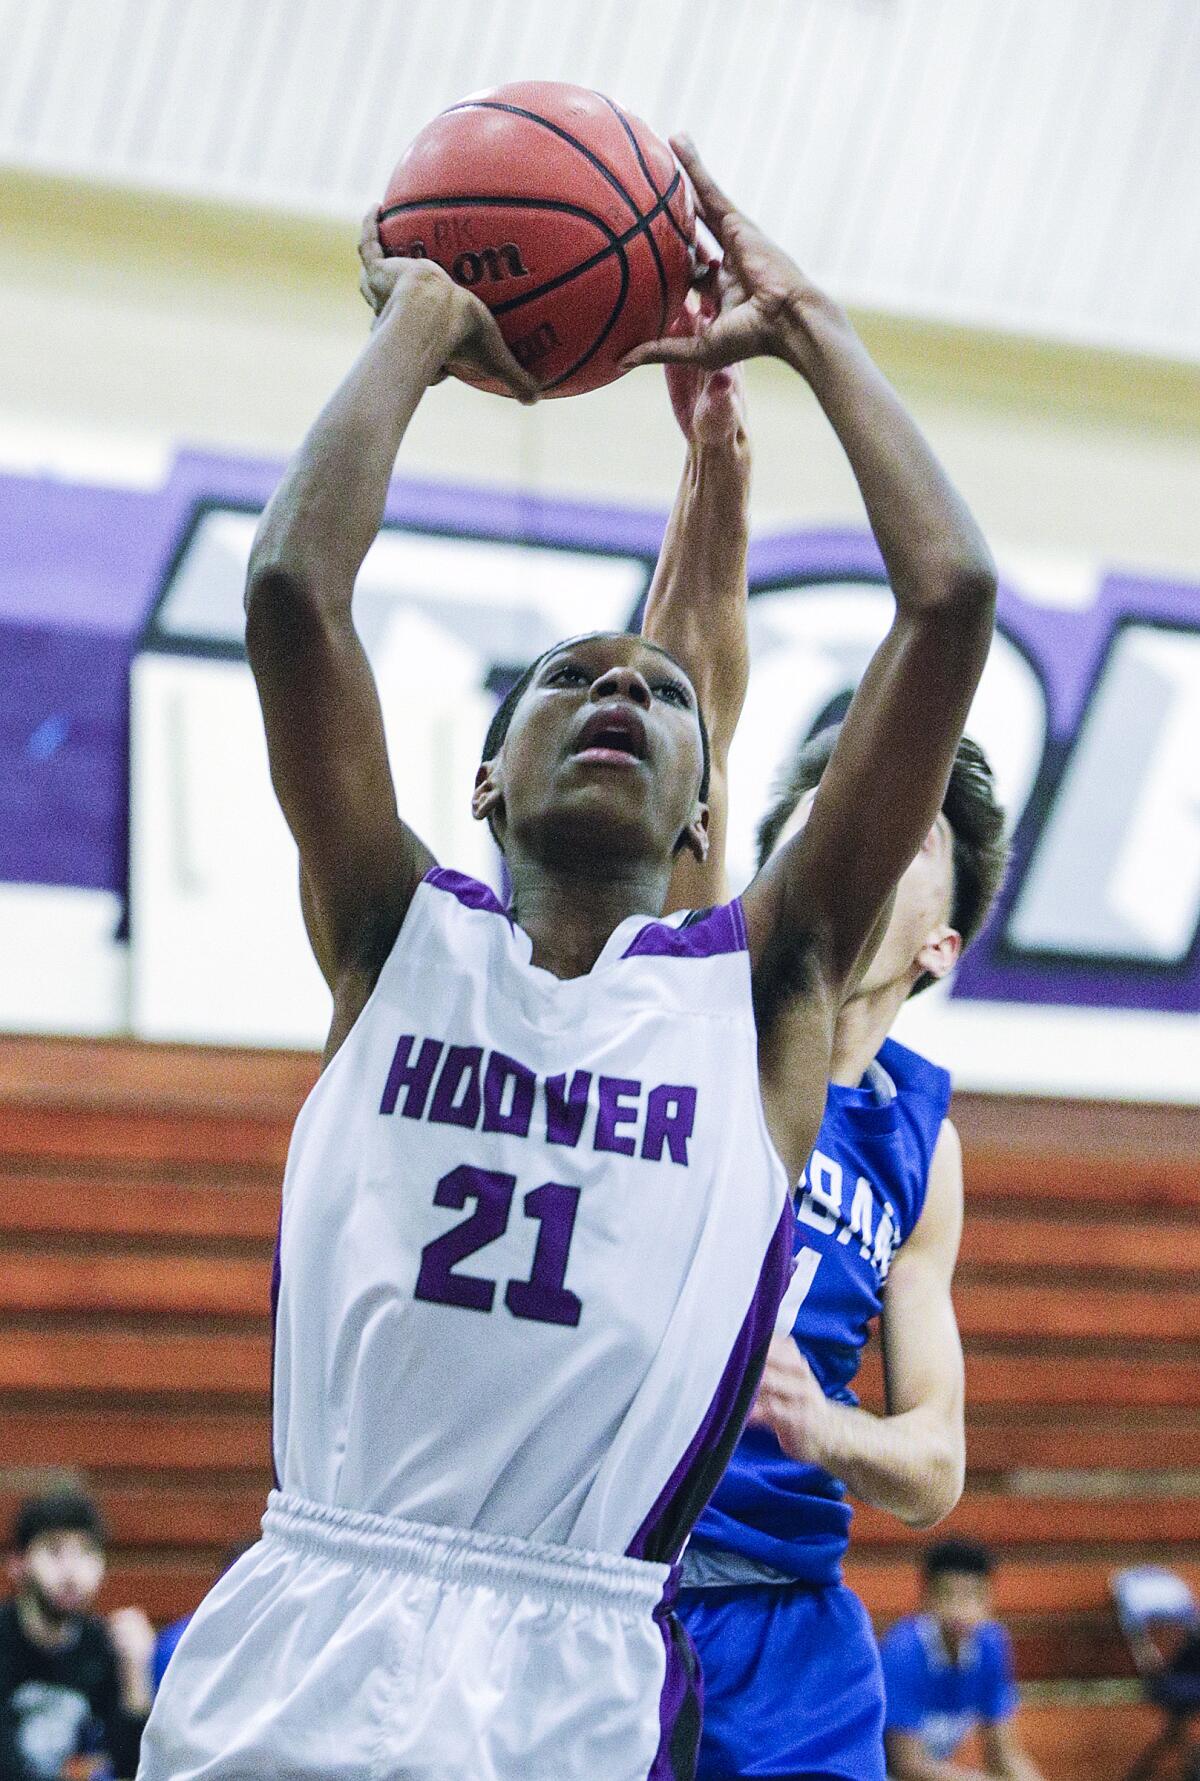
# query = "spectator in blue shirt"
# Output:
<box><xmin>881</xmin><ymin>1539</ymin><xmax>1045</xmax><ymax>1781</ymax></box>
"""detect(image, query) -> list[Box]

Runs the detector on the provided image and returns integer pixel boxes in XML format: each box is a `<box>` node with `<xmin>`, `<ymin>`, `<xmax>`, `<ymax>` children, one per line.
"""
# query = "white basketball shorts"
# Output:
<box><xmin>137</xmin><ymin>1491</ymin><xmax>700</xmax><ymax>1781</ymax></box>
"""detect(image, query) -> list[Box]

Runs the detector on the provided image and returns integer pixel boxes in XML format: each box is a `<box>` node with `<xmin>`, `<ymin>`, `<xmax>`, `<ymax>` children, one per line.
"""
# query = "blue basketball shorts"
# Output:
<box><xmin>679</xmin><ymin>1578</ymin><xmax>886</xmax><ymax>1781</ymax></box>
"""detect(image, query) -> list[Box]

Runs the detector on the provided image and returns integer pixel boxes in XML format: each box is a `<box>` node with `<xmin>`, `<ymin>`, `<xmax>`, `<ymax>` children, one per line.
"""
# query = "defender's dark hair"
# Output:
<box><xmin>12</xmin><ymin>1488</ymin><xmax>107</xmax><ymax>1554</ymax></box>
<box><xmin>756</xmin><ymin>726</ymin><xmax>1008</xmax><ymax>996</ymax></box>
<box><xmin>481</xmin><ymin>633</ymin><xmax>711</xmax><ymax>805</ymax></box>
<box><xmin>923</xmin><ymin>1537</ymin><xmax>996</xmax><ymax>1583</ymax></box>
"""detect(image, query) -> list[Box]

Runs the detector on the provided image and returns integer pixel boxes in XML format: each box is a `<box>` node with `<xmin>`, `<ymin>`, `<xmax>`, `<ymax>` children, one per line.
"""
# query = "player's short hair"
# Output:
<box><xmin>480</xmin><ymin>634</ymin><xmax>711</xmax><ymax>805</ymax></box>
<box><xmin>755</xmin><ymin>727</ymin><xmax>1008</xmax><ymax>995</ymax></box>
<box><xmin>923</xmin><ymin>1537</ymin><xmax>996</xmax><ymax>1583</ymax></box>
<box><xmin>12</xmin><ymin>1488</ymin><xmax>107</xmax><ymax>1554</ymax></box>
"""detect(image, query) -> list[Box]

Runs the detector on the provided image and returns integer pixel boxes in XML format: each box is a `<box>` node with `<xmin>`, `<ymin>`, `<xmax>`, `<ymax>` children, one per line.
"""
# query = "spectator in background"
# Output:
<box><xmin>881</xmin><ymin>1539</ymin><xmax>1046</xmax><ymax>1781</ymax></box>
<box><xmin>1</xmin><ymin>1490</ymin><xmax>154</xmax><ymax>1780</ymax></box>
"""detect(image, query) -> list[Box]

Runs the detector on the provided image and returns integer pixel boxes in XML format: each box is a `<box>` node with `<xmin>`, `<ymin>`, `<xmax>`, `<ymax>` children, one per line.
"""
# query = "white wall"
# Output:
<box><xmin>0</xmin><ymin>172</ymin><xmax>1198</xmax><ymax>573</ymax></box>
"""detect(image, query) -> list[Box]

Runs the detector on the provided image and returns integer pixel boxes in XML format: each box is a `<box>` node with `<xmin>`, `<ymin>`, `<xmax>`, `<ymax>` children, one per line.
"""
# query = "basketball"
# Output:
<box><xmin>378</xmin><ymin>81</ymin><xmax>696</xmax><ymax>398</ymax></box>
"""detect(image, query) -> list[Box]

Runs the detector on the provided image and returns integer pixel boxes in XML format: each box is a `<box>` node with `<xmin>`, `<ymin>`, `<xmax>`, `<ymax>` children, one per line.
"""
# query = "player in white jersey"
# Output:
<box><xmin>139</xmin><ymin>139</ymin><xmax>997</xmax><ymax>1781</ymax></box>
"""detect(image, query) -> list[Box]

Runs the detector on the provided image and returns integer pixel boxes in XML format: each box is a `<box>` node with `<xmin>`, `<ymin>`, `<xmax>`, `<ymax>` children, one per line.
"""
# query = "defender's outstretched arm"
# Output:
<box><xmin>643</xmin><ymin>339</ymin><xmax>751</xmax><ymax>914</ymax></box>
<box><xmin>629</xmin><ymin>143</ymin><xmax>995</xmax><ymax>1176</ymax></box>
<box><xmin>751</xmin><ymin>1120</ymin><xmax>966</xmax><ymax>1526</ymax></box>
<box><xmin>745</xmin><ymin>293</ymin><xmax>995</xmax><ymax>994</ymax></box>
<box><xmin>245</xmin><ymin>231</ymin><xmax>536</xmax><ymax>998</ymax></box>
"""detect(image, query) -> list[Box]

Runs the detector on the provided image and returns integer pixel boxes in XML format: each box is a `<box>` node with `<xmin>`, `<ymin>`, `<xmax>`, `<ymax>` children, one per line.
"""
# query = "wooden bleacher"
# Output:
<box><xmin>1</xmin><ymin>1035</ymin><xmax>1197</xmax><ymax>1778</ymax></box>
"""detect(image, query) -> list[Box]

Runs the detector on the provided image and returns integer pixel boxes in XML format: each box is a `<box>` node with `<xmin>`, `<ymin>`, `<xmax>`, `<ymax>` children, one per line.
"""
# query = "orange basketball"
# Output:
<box><xmin>379</xmin><ymin>81</ymin><xmax>696</xmax><ymax>398</ymax></box>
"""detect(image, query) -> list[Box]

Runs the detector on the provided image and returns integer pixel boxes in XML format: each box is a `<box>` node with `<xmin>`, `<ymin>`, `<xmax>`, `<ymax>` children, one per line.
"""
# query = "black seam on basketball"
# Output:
<box><xmin>542</xmin><ymin>236</ymin><xmax>631</xmax><ymax>392</ymax></box>
<box><xmin>379</xmin><ymin>193</ymin><xmax>621</xmax><ymax>334</ymax></box>
<box><xmin>596</xmin><ymin>94</ymin><xmax>693</xmax><ymax>253</ymax></box>
<box><xmin>593</xmin><ymin>96</ymin><xmax>670</xmax><ymax>338</ymax></box>
<box><xmin>383</xmin><ymin>181</ymin><xmax>679</xmax><ymax>325</ymax></box>
<box><xmin>378</xmin><ymin>191</ymin><xmax>621</xmax><ymax>248</ymax></box>
<box><xmin>382</xmin><ymin>177</ymin><xmax>679</xmax><ymax>389</ymax></box>
<box><xmin>659</xmin><ymin>182</ymin><xmax>693</xmax><ymax>251</ymax></box>
<box><xmin>616</xmin><ymin>100</ymin><xmax>690</xmax><ymax>254</ymax></box>
<box><xmin>486</xmin><ymin>179</ymin><xmax>679</xmax><ymax>319</ymax></box>
<box><xmin>443</xmin><ymin>99</ymin><xmax>645</xmax><ymax>223</ymax></box>
<box><xmin>596</xmin><ymin>95</ymin><xmax>664</xmax><ymax>201</ymax></box>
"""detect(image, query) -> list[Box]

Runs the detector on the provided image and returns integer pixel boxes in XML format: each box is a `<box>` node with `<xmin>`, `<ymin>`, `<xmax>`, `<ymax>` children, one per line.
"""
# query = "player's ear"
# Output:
<box><xmin>679</xmin><ymin>801</ymin><xmax>710</xmax><ymax>864</ymax></box>
<box><xmin>472</xmin><ymin>759</ymin><xmax>504</xmax><ymax>829</ymax></box>
<box><xmin>915</xmin><ymin>924</ymin><xmax>961</xmax><ymax>984</ymax></box>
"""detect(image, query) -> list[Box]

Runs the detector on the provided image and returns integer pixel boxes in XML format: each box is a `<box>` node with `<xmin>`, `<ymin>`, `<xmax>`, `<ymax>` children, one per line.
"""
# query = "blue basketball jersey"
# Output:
<box><xmin>686</xmin><ymin>1036</ymin><xmax>951</xmax><ymax>1586</ymax></box>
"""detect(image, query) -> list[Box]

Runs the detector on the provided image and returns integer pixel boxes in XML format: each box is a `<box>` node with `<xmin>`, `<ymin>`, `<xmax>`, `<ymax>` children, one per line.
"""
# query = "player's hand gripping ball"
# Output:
<box><xmin>379</xmin><ymin>81</ymin><xmax>697</xmax><ymax>397</ymax></box>
<box><xmin>665</xmin><ymin>248</ymin><xmax>747</xmax><ymax>448</ymax></box>
<box><xmin>358</xmin><ymin>221</ymin><xmax>540</xmax><ymax>403</ymax></box>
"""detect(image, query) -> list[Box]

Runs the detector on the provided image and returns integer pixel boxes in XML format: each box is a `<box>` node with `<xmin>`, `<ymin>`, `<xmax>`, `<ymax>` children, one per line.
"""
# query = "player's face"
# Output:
<box><xmin>925</xmin><ymin>1570</ymin><xmax>993</xmax><ymax>1652</ymax></box>
<box><xmin>772</xmin><ymin>791</ymin><xmax>960</xmax><ymax>994</ymax></box>
<box><xmin>484</xmin><ymin>634</ymin><xmax>708</xmax><ymax>869</ymax></box>
<box><xmin>17</xmin><ymin>1530</ymin><xmax>106</xmax><ymax>1620</ymax></box>
<box><xmin>861</xmin><ymin>811</ymin><xmax>958</xmax><ymax>993</ymax></box>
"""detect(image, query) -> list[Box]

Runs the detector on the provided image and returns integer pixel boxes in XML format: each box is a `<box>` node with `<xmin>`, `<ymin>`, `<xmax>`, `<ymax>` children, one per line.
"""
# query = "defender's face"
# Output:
<box><xmin>18</xmin><ymin>1530</ymin><xmax>105</xmax><ymax>1617</ymax></box>
<box><xmin>494</xmin><ymin>635</ymin><xmax>707</xmax><ymax>866</ymax></box>
<box><xmin>862</xmin><ymin>813</ymin><xmax>957</xmax><ymax>992</ymax></box>
<box><xmin>773</xmin><ymin>791</ymin><xmax>958</xmax><ymax>992</ymax></box>
<box><xmin>925</xmin><ymin>1570</ymin><xmax>993</xmax><ymax>1651</ymax></box>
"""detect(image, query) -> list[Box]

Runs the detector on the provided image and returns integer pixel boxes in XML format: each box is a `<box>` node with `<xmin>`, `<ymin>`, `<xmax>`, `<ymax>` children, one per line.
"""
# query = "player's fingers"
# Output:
<box><xmin>359</xmin><ymin>207</ymin><xmax>385</xmax><ymax>268</ymax></box>
<box><xmin>359</xmin><ymin>267</ymin><xmax>384</xmax><ymax>315</ymax></box>
<box><xmin>470</xmin><ymin>312</ymin><xmax>541</xmax><ymax>403</ymax></box>
<box><xmin>696</xmin><ymin>278</ymin><xmax>721</xmax><ymax>327</ymax></box>
<box><xmin>667</xmin><ymin>299</ymin><xmax>701</xmax><ymax>340</ymax></box>
<box><xmin>687</xmin><ymin>227</ymin><xmax>715</xmax><ymax>290</ymax></box>
<box><xmin>715</xmin><ymin>254</ymin><xmax>748</xmax><ymax>309</ymax></box>
<box><xmin>670</xmin><ymin>135</ymin><xmax>738</xmax><ymax>237</ymax></box>
<box><xmin>621</xmin><ymin>335</ymin><xmax>708</xmax><ymax>369</ymax></box>
<box><xmin>693</xmin><ymin>368</ymin><xmax>744</xmax><ymax>440</ymax></box>
<box><xmin>623</xmin><ymin>326</ymin><xmax>748</xmax><ymax>371</ymax></box>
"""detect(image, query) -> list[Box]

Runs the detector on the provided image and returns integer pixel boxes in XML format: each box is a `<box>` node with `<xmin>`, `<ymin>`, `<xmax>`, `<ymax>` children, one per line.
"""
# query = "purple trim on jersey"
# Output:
<box><xmin>621</xmin><ymin>899</ymin><xmax>748</xmax><ymax>962</ymax></box>
<box><xmin>627</xmin><ymin>1195</ymin><xmax>793</xmax><ymax>1565</ymax></box>
<box><xmin>423</xmin><ymin>867</ymin><xmax>511</xmax><ymax>920</ymax></box>
<box><xmin>649</xmin><ymin>1584</ymin><xmax>703</xmax><ymax>1781</ymax></box>
<box><xmin>268</xmin><ymin>1218</ymin><xmax>282</xmax><ymax>1491</ymax></box>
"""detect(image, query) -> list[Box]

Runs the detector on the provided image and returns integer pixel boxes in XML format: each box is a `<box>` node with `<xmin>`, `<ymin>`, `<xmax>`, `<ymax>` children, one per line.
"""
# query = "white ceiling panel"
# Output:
<box><xmin>1</xmin><ymin>0</ymin><xmax>1198</xmax><ymax>360</ymax></box>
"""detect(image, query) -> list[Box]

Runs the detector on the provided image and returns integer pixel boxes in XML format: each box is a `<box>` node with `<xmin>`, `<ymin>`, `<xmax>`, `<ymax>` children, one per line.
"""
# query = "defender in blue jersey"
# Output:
<box><xmin>644</xmin><ymin>327</ymin><xmax>1008</xmax><ymax>1781</ymax></box>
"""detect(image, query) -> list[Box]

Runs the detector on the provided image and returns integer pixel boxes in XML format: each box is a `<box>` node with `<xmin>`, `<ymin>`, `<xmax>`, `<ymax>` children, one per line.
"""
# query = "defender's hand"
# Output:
<box><xmin>746</xmin><ymin>1335</ymin><xmax>832</xmax><ymax>1463</ymax></box>
<box><xmin>358</xmin><ymin>211</ymin><xmax>539</xmax><ymax>403</ymax></box>
<box><xmin>625</xmin><ymin>137</ymin><xmax>831</xmax><ymax>376</ymax></box>
<box><xmin>665</xmin><ymin>285</ymin><xmax>747</xmax><ymax>448</ymax></box>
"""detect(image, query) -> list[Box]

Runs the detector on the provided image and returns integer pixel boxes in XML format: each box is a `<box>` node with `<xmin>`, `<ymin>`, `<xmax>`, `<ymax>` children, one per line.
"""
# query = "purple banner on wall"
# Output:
<box><xmin>3</xmin><ymin>448</ymin><xmax>1199</xmax><ymax>1020</ymax></box>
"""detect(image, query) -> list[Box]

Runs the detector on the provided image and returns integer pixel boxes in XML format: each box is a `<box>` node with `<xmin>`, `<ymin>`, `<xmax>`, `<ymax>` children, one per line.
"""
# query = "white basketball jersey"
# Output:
<box><xmin>271</xmin><ymin>868</ymin><xmax>791</xmax><ymax>1563</ymax></box>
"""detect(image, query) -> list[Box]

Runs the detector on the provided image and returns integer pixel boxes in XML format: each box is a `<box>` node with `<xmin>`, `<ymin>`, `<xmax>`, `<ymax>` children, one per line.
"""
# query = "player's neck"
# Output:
<box><xmin>507</xmin><ymin>857</ymin><xmax>668</xmax><ymax>978</ymax></box>
<box><xmin>829</xmin><ymin>977</ymin><xmax>911</xmax><ymax>1086</ymax></box>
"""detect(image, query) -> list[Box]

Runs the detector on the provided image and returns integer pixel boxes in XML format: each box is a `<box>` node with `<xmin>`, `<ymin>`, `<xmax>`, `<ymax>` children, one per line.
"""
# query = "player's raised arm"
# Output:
<box><xmin>245</xmin><ymin>219</ymin><xmax>537</xmax><ymax>996</ymax></box>
<box><xmin>629</xmin><ymin>142</ymin><xmax>995</xmax><ymax>1138</ymax></box>
<box><xmin>643</xmin><ymin>296</ymin><xmax>751</xmax><ymax>914</ymax></box>
<box><xmin>746</xmin><ymin>283</ymin><xmax>995</xmax><ymax>978</ymax></box>
<box><xmin>751</xmin><ymin>1118</ymin><xmax>966</xmax><ymax>1527</ymax></box>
